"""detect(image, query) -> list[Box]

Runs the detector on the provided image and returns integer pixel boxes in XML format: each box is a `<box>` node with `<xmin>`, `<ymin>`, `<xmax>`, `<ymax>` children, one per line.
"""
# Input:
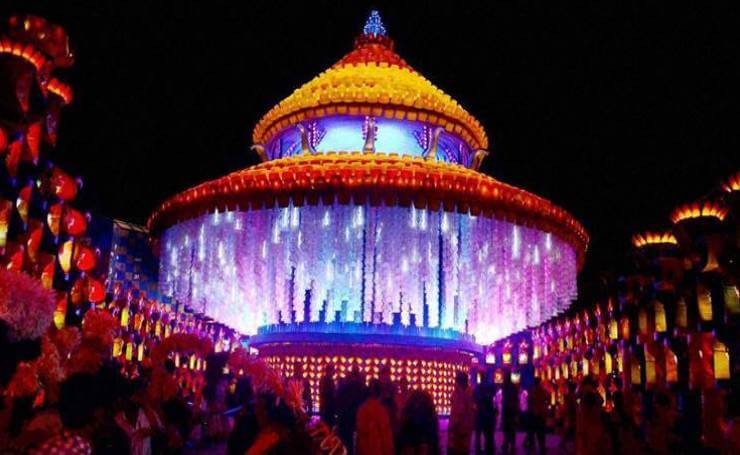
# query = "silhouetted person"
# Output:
<box><xmin>356</xmin><ymin>379</ymin><xmax>394</xmax><ymax>455</ymax></box>
<box><xmin>527</xmin><ymin>377</ymin><xmax>548</xmax><ymax>454</ymax></box>
<box><xmin>397</xmin><ymin>389</ymin><xmax>440</xmax><ymax>455</ymax></box>
<box><xmin>448</xmin><ymin>371</ymin><xmax>475</xmax><ymax>455</ymax></box>
<box><xmin>474</xmin><ymin>374</ymin><xmax>496</xmax><ymax>454</ymax></box>
<box><xmin>501</xmin><ymin>374</ymin><xmax>519</xmax><ymax>454</ymax></box>
<box><xmin>335</xmin><ymin>366</ymin><xmax>367</xmax><ymax>454</ymax></box>
<box><xmin>319</xmin><ymin>364</ymin><xmax>337</xmax><ymax>427</ymax></box>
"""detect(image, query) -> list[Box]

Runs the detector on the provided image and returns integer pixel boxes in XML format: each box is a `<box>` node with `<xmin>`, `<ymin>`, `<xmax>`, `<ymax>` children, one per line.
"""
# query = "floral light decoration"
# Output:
<box><xmin>0</xmin><ymin>268</ymin><xmax>56</xmax><ymax>341</ymax></box>
<box><xmin>150</xmin><ymin>332</ymin><xmax>214</xmax><ymax>365</ymax></box>
<box><xmin>670</xmin><ymin>200</ymin><xmax>728</xmax><ymax>224</ymax></box>
<box><xmin>631</xmin><ymin>231</ymin><xmax>678</xmax><ymax>248</ymax></box>
<box><xmin>722</xmin><ymin>171</ymin><xmax>740</xmax><ymax>192</ymax></box>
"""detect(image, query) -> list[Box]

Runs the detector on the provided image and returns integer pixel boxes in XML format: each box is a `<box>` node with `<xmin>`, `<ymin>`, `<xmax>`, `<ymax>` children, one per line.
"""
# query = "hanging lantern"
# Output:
<box><xmin>87</xmin><ymin>277</ymin><xmax>105</xmax><ymax>303</ymax></box>
<box><xmin>0</xmin><ymin>126</ymin><xmax>8</xmax><ymax>152</ymax></box>
<box><xmin>50</xmin><ymin>167</ymin><xmax>78</xmax><ymax>201</ymax></box>
<box><xmin>0</xmin><ymin>199</ymin><xmax>13</xmax><ymax>250</ymax></box>
<box><xmin>53</xmin><ymin>294</ymin><xmax>67</xmax><ymax>329</ymax></box>
<box><xmin>40</xmin><ymin>254</ymin><xmax>55</xmax><ymax>289</ymax></box>
<box><xmin>63</xmin><ymin>207</ymin><xmax>87</xmax><ymax>237</ymax></box>
<box><xmin>58</xmin><ymin>239</ymin><xmax>74</xmax><ymax>276</ymax></box>
<box><xmin>15</xmin><ymin>183</ymin><xmax>32</xmax><ymax>225</ymax></box>
<box><xmin>70</xmin><ymin>277</ymin><xmax>86</xmax><ymax>305</ymax></box>
<box><xmin>26</xmin><ymin>221</ymin><xmax>43</xmax><ymax>262</ymax></box>
<box><xmin>6</xmin><ymin>245</ymin><xmax>24</xmax><ymax>271</ymax></box>
<box><xmin>24</xmin><ymin>122</ymin><xmax>41</xmax><ymax>164</ymax></box>
<box><xmin>74</xmin><ymin>245</ymin><xmax>97</xmax><ymax>272</ymax></box>
<box><xmin>47</xmin><ymin>203</ymin><xmax>63</xmax><ymax>237</ymax></box>
<box><xmin>6</xmin><ymin>140</ymin><xmax>22</xmax><ymax>178</ymax></box>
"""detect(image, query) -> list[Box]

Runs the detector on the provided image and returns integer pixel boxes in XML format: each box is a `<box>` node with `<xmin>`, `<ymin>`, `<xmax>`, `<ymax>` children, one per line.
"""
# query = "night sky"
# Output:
<box><xmin>2</xmin><ymin>1</ymin><xmax>738</xmax><ymax>298</ymax></box>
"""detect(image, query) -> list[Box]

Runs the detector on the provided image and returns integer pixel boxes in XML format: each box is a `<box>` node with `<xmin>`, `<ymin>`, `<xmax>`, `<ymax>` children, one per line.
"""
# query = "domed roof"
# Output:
<box><xmin>252</xmin><ymin>11</ymin><xmax>488</xmax><ymax>151</ymax></box>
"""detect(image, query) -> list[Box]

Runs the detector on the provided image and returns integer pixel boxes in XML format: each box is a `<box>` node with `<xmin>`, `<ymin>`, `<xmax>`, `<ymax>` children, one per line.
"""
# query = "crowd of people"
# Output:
<box><xmin>4</xmin><ymin>344</ymin><xmax>740</xmax><ymax>454</ymax></box>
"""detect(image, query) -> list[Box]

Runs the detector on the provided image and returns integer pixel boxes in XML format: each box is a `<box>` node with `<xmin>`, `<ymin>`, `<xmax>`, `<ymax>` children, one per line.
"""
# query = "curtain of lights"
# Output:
<box><xmin>159</xmin><ymin>202</ymin><xmax>577</xmax><ymax>344</ymax></box>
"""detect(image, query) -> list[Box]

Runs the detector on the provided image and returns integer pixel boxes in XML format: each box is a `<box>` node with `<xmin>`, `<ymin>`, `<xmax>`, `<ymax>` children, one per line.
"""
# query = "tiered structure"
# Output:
<box><xmin>148</xmin><ymin>12</ymin><xmax>588</xmax><ymax>412</ymax></box>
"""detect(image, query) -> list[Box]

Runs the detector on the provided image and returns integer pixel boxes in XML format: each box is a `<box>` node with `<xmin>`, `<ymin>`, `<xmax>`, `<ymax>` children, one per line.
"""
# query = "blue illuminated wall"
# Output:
<box><xmin>265</xmin><ymin>115</ymin><xmax>475</xmax><ymax>165</ymax></box>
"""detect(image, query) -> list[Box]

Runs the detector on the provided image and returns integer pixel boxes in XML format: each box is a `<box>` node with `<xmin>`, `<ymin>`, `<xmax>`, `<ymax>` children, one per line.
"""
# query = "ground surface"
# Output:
<box><xmin>188</xmin><ymin>419</ymin><xmax>572</xmax><ymax>454</ymax></box>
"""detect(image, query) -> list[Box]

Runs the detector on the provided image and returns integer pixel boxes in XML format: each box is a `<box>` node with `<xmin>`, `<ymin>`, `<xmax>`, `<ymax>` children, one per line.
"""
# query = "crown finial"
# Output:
<box><xmin>363</xmin><ymin>10</ymin><xmax>387</xmax><ymax>37</ymax></box>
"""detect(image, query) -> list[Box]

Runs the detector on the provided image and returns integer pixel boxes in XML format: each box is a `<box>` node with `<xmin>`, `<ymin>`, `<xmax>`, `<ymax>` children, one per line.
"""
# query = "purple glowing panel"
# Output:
<box><xmin>265</xmin><ymin>116</ymin><xmax>474</xmax><ymax>166</ymax></box>
<box><xmin>159</xmin><ymin>203</ymin><xmax>578</xmax><ymax>344</ymax></box>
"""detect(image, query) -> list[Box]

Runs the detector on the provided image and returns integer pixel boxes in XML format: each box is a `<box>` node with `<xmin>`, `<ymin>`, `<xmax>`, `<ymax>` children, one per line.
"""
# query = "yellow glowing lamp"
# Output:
<box><xmin>112</xmin><ymin>337</ymin><xmax>123</xmax><ymax>357</ymax></box>
<box><xmin>630</xmin><ymin>360</ymin><xmax>641</xmax><ymax>385</ymax></box>
<box><xmin>645</xmin><ymin>348</ymin><xmax>656</xmax><ymax>386</ymax></box>
<box><xmin>654</xmin><ymin>302</ymin><xmax>667</xmax><ymax>332</ymax></box>
<box><xmin>125</xmin><ymin>342</ymin><xmax>134</xmax><ymax>361</ymax></box>
<box><xmin>120</xmin><ymin>307</ymin><xmax>129</xmax><ymax>328</ymax></box>
<box><xmin>58</xmin><ymin>239</ymin><xmax>74</xmax><ymax>275</ymax></box>
<box><xmin>605</xmin><ymin>353</ymin><xmax>613</xmax><ymax>374</ymax></box>
<box><xmin>0</xmin><ymin>199</ymin><xmax>12</xmax><ymax>249</ymax></box>
<box><xmin>609</xmin><ymin>319</ymin><xmax>618</xmax><ymax>340</ymax></box>
<box><xmin>137</xmin><ymin>343</ymin><xmax>145</xmax><ymax>362</ymax></box>
<box><xmin>713</xmin><ymin>341</ymin><xmax>730</xmax><ymax>380</ymax></box>
<box><xmin>174</xmin><ymin>352</ymin><xmax>180</xmax><ymax>367</ymax></box>
<box><xmin>518</xmin><ymin>352</ymin><xmax>529</xmax><ymax>365</ymax></box>
<box><xmin>698</xmin><ymin>286</ymin><xmax>712</xmax><ymax>321</ymax></box>
<box><xmin>724</xmin><ymin>286</ymin><xmax>740</xmax><ymax>315</ymax></box>
<box><xmin>502</xmin><ymin>351</ymin><xmax>512</xmax><ymax>365</ymax></box>
<box><xmin>676</xmin><ymin>299</ymin><xmax>688</xmax><ymax>328</ymax></box>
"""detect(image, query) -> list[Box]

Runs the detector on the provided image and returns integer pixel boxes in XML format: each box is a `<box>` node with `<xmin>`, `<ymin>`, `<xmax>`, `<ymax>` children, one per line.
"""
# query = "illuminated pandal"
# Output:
<box><xmin>148</xmin><ymin>11</ymin><xmax>588</xmax><ymax>412</ymax></box>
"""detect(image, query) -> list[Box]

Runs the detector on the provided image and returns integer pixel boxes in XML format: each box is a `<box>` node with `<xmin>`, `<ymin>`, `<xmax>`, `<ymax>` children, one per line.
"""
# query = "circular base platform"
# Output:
<box><xmin>256</xmin><ymin>341</ymin><xmax>475</xmax><ymax>415</ymax></box>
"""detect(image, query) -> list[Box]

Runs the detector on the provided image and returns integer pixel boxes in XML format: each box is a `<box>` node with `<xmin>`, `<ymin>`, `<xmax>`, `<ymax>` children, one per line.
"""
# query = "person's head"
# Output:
<box><xmin>164</xmin><ymin>359</ymin><xmax>176</xmax><ymax>374</ymax></box>
<box><xmin>59</xmin><ymin>373</ymin><xmax>97</xmax><ymax>430</ymax></box>
<box><xmin>293</xmin><ymin>363</ymin><xmax>303</xmax><ymax>378</ymax></box>
<box><xmin>236</xmin><ymin>376</ymin><xmax>254</xmax><ymax>405</ymax></box>
<box><xmin>455</xmin><ymin>371</ymin><xmax>468</xmax><ymax>389</ymax></box>
<box><xmin>368</xmin><ymin>378</ymin><xmax>383</xmax><ymax>398</ymax></box>
<box><xmin>255</xmin><ymin>391</ymin><xmax>296</xmax><ymax>430</ymax></box>
<box><xmin>325</xmin><ymin>363</ymin><xmax>335</xmax><ymax>376</ymax></box>
<box><xmin>401</xmin><ymin>390</ymin><xmax>439</xmax><ymax>448</ymax></box>
<box><xmin>533</xmin><ymin>377</ymin><xmax>541</xmax><ymax>387</ymax></box>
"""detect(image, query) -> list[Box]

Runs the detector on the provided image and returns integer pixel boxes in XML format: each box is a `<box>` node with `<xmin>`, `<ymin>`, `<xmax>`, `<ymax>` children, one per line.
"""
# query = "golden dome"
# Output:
<box><xmin>252</xmin><ymin>15</ymin><xmax>488</xmax><ymax>151</ymax></box>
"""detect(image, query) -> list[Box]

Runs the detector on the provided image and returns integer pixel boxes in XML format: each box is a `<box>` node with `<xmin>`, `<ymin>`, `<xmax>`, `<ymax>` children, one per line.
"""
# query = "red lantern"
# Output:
<box><xmin>50</xmin><ymin>167</ymin><xmax>78</xmax><ymax>201</ymax></box>
<box><xmin>6</xmin><ymin>140</ymin><xmax>22</xmax><ymax>178</ymax></box>
<box><xmin>74</xmin><ymin>245</ymin><xmax>97</xmax><ymax>272</ymax></box>
<box><xmin>63</xmin><ymin>207</ymin><xmax>87</xmax><ymax>237</ymax></box>
<box><xmin>15</xmin><ymin>184</ymin><xmax>32</xmax><ymax>225</ymax></box>
<box><xmin>87</xmin><ymin>277</ymin><xmax>106</xmax><ymax>303</ymax></box>
<box><xmin>70</xmin><ymin>277</ymin><xmax>85</xmax><ymax>304</ymax></box>
<box><xmin>26</xmin><ymin>221</ymin><xmax>43</xmax><ymax>262</ymax></box>
<box><xmin>0</xmin><ymin>126</ymin><xmax>8</xmax><ymax>152</ymax></box>
<box><xmin>25</xmin><ymin>122</ymin><xmax>41</xmax><ymax>164</ymax></box>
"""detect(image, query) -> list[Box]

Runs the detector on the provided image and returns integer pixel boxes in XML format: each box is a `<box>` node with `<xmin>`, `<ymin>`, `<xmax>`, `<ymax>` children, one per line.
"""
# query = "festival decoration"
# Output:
<box><xmin>146</xmin><ymin>11</ymin><xmax>588</xmax><ymax>411</ymax></box>
<box><xmin>0</xmin><ymin>268</ymin><xmax>56</xmax><ymax>341</ymax></box>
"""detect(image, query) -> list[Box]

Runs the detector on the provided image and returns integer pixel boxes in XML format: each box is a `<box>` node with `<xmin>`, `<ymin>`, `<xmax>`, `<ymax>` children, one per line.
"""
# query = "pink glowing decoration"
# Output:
<box><xmin>160</xmin><ymin>203</ymin><xmax>577</xmax><ymax>343</ymax></box>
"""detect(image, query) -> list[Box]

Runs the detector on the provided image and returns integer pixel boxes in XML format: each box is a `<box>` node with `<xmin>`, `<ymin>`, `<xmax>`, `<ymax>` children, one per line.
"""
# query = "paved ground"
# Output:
<box><xmin>188</xmin><ymin>419</ymin><xmax>572</xmax><ymax>454</ymax></box>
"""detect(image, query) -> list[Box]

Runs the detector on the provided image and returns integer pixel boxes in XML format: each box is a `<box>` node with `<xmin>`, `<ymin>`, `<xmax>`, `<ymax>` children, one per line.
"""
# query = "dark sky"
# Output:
<box><xmin>3</xmin><ymin>1</ymin><xmax>739</xmax><ymax>295</ymax></box>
